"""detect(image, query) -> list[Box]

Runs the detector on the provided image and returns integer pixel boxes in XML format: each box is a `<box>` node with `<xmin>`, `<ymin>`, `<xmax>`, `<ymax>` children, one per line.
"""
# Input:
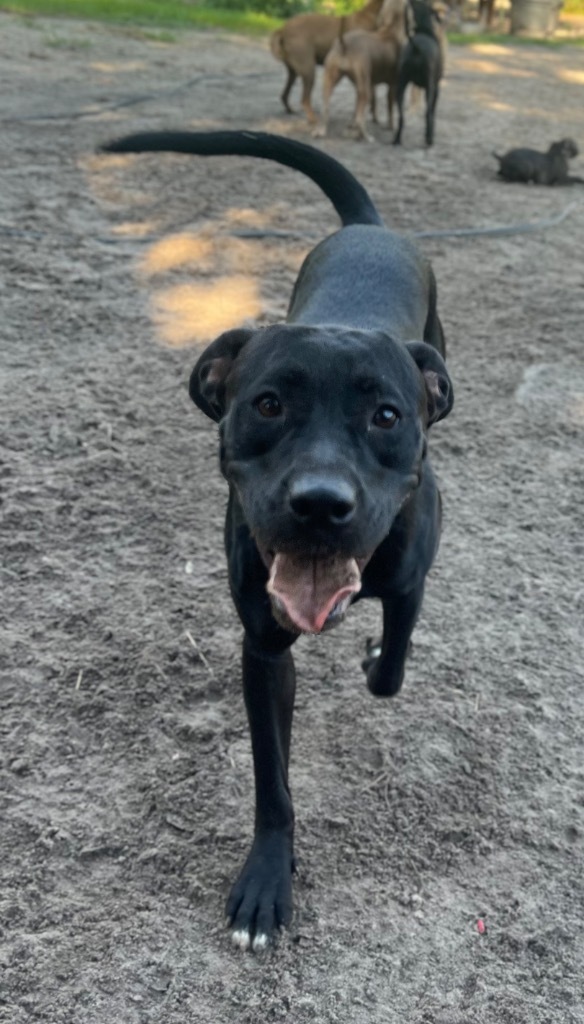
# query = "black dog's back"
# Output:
<box><xmin>493</xmin><ymin>147</ymin><xmax>543</xmax><ymax>182</ymax></box>
<box><xmin>288</xmin><ymin>225</ymin><xmax>440</xmax><ymax>348</ymax></box>
<box><xmin>493</xmin><ymin>139</ymin><xmax>583</xmax><ymax>185</ymax></box>
<box><xmin>401</xmin><ymin>32</ymin><xmax>442</xmax><ymax>88</ymax></box>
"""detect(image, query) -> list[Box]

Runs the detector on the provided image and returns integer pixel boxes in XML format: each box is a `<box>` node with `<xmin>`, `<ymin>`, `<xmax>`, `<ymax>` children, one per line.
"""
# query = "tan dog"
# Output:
<box><xmin>314</xmin><ymin>0</ymin><xmax>407</xmax><ymax>142</ymax></box>
<box><xmin>270</xmin><ymin>0</ymin><xmax>387</xmax><ymax>125</ymax></box>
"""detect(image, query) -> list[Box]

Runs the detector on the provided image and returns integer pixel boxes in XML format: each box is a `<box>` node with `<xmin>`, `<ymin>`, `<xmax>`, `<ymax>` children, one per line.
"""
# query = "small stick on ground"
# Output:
<box><xmin>185</xmin><ymin>630</ymin><xmax>214</xmax><ymax>677</ymax></box>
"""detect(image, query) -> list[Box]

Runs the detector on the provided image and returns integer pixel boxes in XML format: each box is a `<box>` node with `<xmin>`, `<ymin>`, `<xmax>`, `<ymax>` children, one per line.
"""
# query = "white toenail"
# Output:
<box><xmin>231</xmin><ymin>929</ymin><xmax>251</xmax><ymax>951</ymax></box>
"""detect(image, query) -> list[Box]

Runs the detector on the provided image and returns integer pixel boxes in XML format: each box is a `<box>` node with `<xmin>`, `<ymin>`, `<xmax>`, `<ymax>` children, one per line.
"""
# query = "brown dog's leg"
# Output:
<box><xmin>300</xmin><ymin>65</ymin><xmax>318</xmax><ymax>125</ymax></box>
<box><xmin>313</xmin><ymin>64</ymin><xmax>342</xmax><ymax>138</ymax></box>
<box><xmin>354</xmin><ymin>70</ymin><xmax>374</xmax><ymax>142</ymax></box>
<box><xmin>281</xmin><ymin>65</ymin><xmax>297</xmax><ymax>114</ymax></box>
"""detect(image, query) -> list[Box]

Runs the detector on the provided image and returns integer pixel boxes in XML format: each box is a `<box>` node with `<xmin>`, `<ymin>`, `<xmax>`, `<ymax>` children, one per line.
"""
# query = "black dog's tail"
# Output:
<box><xmin>100</xmin><ymin>130</ymin><xmax>383</xmax><ymax>228</ymax></box>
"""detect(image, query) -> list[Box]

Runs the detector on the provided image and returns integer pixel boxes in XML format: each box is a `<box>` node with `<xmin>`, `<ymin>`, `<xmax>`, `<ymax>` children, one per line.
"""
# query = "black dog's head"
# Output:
<box><xmin>190</xmin><ymin>324</ymin><xmax>452</xmax><ymax>634</ymax></box>
<box><xmin>550</xmin><ymin>138</ymin><xmax>579</xmax><ymax>160</ymax></box>
<box><xmin>407</xmin><ymin>0</ymin><xmax>440</xmax><ymax>37</ymax></box>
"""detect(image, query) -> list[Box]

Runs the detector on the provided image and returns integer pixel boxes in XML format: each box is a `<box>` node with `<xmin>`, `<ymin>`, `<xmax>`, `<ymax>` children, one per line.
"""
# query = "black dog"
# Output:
<box><xmin>493</xmin><ymin>138</ymin><xmax>584</xmax><ymax>185</ymax></box>
<box><xmin>394</xmin><ymin>0</ymin><xmax>443</xmax><ymax>147</ymax></box>
<box><xmin>102</xmin><ymin>131</ymin><xmax>454</xmax><ymax>950</ymax></box>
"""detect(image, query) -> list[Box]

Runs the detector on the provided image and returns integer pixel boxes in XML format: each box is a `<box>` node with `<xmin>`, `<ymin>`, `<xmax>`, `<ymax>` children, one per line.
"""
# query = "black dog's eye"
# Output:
<box><xmin>372</xmin><ymin>405</ymin><xmax>399</xmax><ymax>429</ymax></box>
<box><xmin>254</xmin><ymin>394</ymin><xmax>282</xmax><ymax>419</ymax></box>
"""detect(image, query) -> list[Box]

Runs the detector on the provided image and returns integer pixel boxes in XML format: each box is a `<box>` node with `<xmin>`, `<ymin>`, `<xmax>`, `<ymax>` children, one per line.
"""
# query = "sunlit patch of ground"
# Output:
<box><xmin>90</xmin><ymin>61</ymin><xmax>147</xmax><ymax>74</ymax></box>
<box><xmin>457</xmin><ymin>57</ymin><xmax>536</xmax><ymax>75</ymax></box>
<box><xmin>139</xmin><ymin>234</ymin><xmax>216</xmax><ymax>276</ymax></box>
<box><xmin>556</xmin><ymin>67</ymin><xmax>584</xmax><ymax>83</ymax></box>
<box><xmin>150</xmin><ymin>276</ymin><xmax>261</xmax><ymax>347</ymax></box>
<box><xmin>80</xmin><ymin>153</ymin><xmax>154</xmax><ymax>208</ymax></box>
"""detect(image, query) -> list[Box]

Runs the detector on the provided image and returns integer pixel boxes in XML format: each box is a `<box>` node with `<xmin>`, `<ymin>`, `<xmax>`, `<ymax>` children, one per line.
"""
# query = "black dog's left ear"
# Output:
<box><xmin>406</xmin><ymin>341</ymin><xmax>454</xmax><ymax>425</ymax></box>
<box><xmin>189</xmin><ymin>328</ymin><xmax>254</xmax><ymax>422</ymax></box>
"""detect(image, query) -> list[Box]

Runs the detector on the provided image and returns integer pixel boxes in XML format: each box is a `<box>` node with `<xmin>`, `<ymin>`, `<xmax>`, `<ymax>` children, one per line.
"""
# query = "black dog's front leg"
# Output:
<box><xmin>363</xmin><ymin>586</ymin><xmax>424</xmax><ymax>697</ymax></box>
<box><xmin>226</xmin><ymin>635</ymin><xmax>296</xmax><ymax>950</ymax></box>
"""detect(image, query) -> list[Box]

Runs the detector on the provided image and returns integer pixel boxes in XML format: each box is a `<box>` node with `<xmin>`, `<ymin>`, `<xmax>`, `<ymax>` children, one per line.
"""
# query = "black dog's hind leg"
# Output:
<box><xmin>393</xmin><ymin>78</ymin><xmax>407</xmax><ymax>145</ymax></box>
<box><xmin>425</xmin><ymin>82</ymin><xmax>439</xmax><ymax>147</ymax></box>
<box><xmin>227</xmin><ymin>636</ymin><xmax>296</xmax><ymax>950</ymax></box>
<box><xmin>363</xmin><ymin>586</ymin><xmax>425</xmax><ymax>697</ymax></box>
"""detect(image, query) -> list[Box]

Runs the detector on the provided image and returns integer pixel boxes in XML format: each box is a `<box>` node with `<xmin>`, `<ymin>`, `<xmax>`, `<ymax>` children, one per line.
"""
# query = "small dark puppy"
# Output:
<box><xmin>101</xmin><ymin>130</ymin><xmax>454</xmax><ymax>951</ymax></box>
<box><xmin>394</xmin><ymin>0</ymin><xmax>443</xmax><ymax>147</ymax></box>
<box><xmin>493</xmin><ymin>138</ymin><xmax>584</xmax><ymax>185</ymax></box>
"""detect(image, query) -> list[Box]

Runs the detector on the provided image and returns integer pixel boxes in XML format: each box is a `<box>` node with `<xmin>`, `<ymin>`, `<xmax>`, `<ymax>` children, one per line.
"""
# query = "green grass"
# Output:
<box><xmin>43</xmin><ymin>31</ymin><xmax>92</xmax><ymax>45</ymax></box>
<box><xmin>137</xmin><ymin>28</ymin><xmax>178</xmax><ymax>41</ymax></box>
<box><xmin>2</xmin><ymin>0</ymin><xmax>583</xmax><ymax>39</ymax></box>
<box><xmin>0</xmin><ymin>0</ymin><xmax>281</xmax><ymax>34</ymax></box>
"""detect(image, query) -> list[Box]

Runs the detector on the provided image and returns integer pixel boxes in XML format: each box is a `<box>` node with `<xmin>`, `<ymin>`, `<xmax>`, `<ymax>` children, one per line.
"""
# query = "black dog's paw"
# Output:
<box><xmin>362</xmin><ymin>636</ymin><xmax>413</xmax><ymax>697</ymax></box>
<box><xmin>226</xmin><ymin>831</ymin><xmax>294</xmax><ymax>952</ymax></box>
<box><xmin>361</xmin><ymin>636</ymin><xmax>382</xmax><ymax>675</ymax></box>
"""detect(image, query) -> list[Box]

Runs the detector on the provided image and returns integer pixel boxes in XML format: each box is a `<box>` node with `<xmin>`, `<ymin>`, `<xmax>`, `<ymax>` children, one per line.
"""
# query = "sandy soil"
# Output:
<box><xmin>1</xmin><ymin>11</ymin><xmax>584</xmax><ymax>1023</ymax></box>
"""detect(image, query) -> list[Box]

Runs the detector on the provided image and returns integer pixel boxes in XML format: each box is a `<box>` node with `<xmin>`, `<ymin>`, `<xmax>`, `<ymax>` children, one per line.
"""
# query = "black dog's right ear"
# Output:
<box><xmin>189</xmin><ymin>328</ymin><xmax>254</xmax><ymax>422</ymax></box>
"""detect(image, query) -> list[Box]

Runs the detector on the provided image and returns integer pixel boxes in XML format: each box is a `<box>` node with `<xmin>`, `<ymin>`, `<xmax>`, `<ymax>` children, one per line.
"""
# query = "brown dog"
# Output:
<box><xmin>270</xmin><ymin>0</ymin><xmax>388</xmax><ymax>125</ymax></box>
<box><xmin>314</xmin><ymin>0</ymin><xmax>407</xmax><ymax>141</ymax></box>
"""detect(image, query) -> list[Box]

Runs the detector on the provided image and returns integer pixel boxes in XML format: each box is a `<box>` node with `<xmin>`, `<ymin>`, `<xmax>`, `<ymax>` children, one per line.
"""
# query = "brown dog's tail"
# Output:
<box><xmin>338</xmin><ymin>15</ymin><xmax>348</xmax><ymax>53</ymax></box>
<box><xmin>270</xmin><ymin>28</ymin><xmax>286</xmax><ymax>62</ymax></box>
<box><xmin>100</xmin><ymin>130</ymin><xmax>384</xmax><ymax>228</ymax></box>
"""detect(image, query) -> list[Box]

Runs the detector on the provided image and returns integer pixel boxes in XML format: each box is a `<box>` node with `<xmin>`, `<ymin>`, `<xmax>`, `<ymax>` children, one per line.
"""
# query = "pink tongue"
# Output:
<box><xmin>267</xmin><ymin>553</ymin><xmax>362</xmax><ymax>634</ymax></box>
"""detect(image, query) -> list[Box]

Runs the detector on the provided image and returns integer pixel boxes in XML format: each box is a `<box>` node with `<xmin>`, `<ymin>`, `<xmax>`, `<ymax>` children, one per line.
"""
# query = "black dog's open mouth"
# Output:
<box><xmin>262</xmin><ymin>550</ymin><xmax>366</xmax><ymax>635</ymax></box>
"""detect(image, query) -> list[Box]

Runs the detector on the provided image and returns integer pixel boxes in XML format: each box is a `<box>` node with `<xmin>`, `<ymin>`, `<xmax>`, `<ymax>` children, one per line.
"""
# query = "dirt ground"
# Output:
<box><xmin>2</xmin><ymin>11</ymin><xmax>584</xmax><ymax>1023</ymax></box>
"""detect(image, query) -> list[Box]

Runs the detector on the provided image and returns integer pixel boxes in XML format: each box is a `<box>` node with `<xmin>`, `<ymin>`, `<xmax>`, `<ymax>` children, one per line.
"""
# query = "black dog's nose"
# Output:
<box><xmin>289</xmin><ymin>475</ymin><xmax>356</xmax><ymax>526</ymax></box>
